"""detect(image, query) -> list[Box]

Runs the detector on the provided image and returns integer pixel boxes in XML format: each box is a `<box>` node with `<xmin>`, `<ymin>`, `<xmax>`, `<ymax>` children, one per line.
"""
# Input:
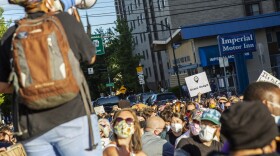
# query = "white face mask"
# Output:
<box><xmin>190</xmin><ymin>123</ymin><xmax>201</xmax><ymax>135</ymax></box>
<box><xmin>199</xmin><ymin>125</ymin><xmax>216</xmax><ymax>142</ymax></box>
<box><xmin>171</xmin><ymin>123</ymin><xmax>183</xmax><ymax>133</ymax></box>
<box><xmin>166</xmin><ymin>125</ymin><xmax>171</xmax><ymax>132</ymax></box>
<box><xmin>274</xmin><ymin>116</ymin><xmax>280</xmax><ymax>126</ymax></box>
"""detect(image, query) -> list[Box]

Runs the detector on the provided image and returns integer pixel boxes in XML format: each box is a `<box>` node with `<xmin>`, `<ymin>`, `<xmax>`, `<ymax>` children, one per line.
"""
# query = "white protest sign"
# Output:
<box><xmin>257</xmin><ymin>70</ymin><xmax>280</xmax><ymax>87</ymax></box>
<box><xmin>185</xmin><ymin>72</ymin><xmax>212</xmax><ymax>97</ymax></box>
<box><xmin>94</xmin><ymin>106</ymin><xmax>105</xmax><ymax>114</ymax></box>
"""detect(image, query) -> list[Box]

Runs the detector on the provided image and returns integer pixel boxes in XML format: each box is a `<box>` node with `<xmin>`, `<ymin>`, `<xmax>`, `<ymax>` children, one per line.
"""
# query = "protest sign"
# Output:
<box><xmin>257</xmin><ymin>70</ymin><xmax>280</xmax><ymax>87</ymax></box>
<box><xmin>94</xmin><ymin>106</ymin><xmax>105</xmax><ymax>114</ymax></box>
<box><xmin>185</xmin><ymin>72</ymin><xmax>212</xmax><ymax>97</ymax></box>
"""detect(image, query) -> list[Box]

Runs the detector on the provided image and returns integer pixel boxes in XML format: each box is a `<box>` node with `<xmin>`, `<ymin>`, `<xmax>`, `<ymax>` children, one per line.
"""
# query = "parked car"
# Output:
<box><xmin>93</xmin><ymin>96</ymin><xmax>120</xmax><ymax>113</ymax></box>
<box><xmin>146</xmin><ymin>92</ymin><xmax>177</xmax><ymax>106</ymax></box>
<box><xmin>137</xmin><ymin>92</ymin><xmax>154</xmax><ymax>104</ymax></box>
<box><xmin>126</xmin><ymin>95</ymin><xmax>138</xmax><ymax>106</ymax></box>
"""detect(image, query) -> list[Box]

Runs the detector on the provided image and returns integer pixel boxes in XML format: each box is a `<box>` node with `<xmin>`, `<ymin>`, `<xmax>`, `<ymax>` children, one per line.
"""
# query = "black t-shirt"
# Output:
<box><xmin>166</xmin><ymin>130</ymin><xmax>180</xmax><ymax>146</ymax></box>
<box><xmin>0</xmin><ymin>12</ymin><xmax>95</xmax><ymax>140</ymax></box>
<box><xmin>177</xmin><ymin>135</ymin><xmax>223</xmax><ymax>156</ymax></box>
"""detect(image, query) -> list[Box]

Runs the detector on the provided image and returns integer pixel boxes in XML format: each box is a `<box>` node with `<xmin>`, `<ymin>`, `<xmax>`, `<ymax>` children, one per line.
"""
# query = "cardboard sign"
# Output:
<box><xmin>257</xmin><ymin>70</ymin><xmax>280</xmax><ymax>87</ymax></box>
<box><xmin>185</xmin><ymin>72</ymin><xmax>212</xmax><ymax>97</ymax></box>
<box><xmin>94</xmin><ymin>106</ymin><xmax>105</xmax><ymax>114</ymax></box>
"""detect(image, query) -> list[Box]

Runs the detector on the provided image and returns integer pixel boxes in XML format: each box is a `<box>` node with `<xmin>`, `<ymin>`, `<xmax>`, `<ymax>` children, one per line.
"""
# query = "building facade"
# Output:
<box><xmin>115</xmin><ymin>0</ymin><xmax>280</xmax><ymax>94</ymax></box>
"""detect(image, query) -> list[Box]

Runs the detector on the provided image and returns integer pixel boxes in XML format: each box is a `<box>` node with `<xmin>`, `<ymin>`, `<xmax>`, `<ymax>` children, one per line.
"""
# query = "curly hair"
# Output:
<box><xmin>112</xmin><ymin>108</ymin><xmax>142</xmax><ymax>153</ymax></box>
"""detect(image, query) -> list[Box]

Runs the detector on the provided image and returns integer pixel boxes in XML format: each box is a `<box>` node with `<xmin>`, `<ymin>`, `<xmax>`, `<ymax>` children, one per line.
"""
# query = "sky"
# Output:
<box><xmin>0</xmin><ymin>0</ymin><xmax>117</xmax><ymax>32</ymax></box>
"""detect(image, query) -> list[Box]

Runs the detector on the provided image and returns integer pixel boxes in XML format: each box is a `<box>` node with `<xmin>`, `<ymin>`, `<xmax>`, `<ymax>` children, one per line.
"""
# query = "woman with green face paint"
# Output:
<box><xmin>103</xmin><ymin>108</ymin><xmax>147</xmax><ymax>156</ymax></box>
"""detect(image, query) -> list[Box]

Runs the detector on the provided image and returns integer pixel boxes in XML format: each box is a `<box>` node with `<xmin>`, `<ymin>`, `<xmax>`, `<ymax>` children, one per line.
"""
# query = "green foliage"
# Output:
<box><xmin>0</xmin><ymin>7</ymin><xmax>9</xmax><ymax>38</ymax></box>
<box><xmin>106</xmin><ymin>19</ymin><xmax>141</xmax><ymax>93</ymax></box>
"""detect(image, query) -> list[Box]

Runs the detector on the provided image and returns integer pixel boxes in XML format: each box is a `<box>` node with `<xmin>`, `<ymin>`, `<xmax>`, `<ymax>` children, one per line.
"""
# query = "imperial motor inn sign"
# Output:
<box><xmin>217</xmin><ymin>31</ymin><xmax>256</xmax><ymax>55</ymax></box>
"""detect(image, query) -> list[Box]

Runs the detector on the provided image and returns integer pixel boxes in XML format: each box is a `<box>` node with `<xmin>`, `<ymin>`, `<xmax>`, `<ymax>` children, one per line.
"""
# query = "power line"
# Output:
<box><xmin>0</xmin><ymin>1</ymin><xmax>270</xmax><ymax>28</ymax></box>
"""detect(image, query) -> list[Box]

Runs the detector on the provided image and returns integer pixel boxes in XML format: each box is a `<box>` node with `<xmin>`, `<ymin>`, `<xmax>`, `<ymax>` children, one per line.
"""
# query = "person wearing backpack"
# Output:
<box><xmin>0</xmin><ymin>0</ymin><xmax>101</xmax><ymax>155</ymax></box>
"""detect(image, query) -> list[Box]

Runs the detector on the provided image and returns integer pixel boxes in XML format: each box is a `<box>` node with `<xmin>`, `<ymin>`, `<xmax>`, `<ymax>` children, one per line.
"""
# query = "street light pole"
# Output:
<box><xmin>148</xmin><ymin>23</ymin><xmax>182</xmax><ymax>99</ymax></box>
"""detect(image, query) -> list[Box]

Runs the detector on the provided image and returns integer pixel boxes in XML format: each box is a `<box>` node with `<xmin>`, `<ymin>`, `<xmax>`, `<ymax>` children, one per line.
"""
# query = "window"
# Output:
<box><xmin>145</xmin><ymin>68</ymin><xmax>148</xmax><ymax>76</ymax></box>
<box><xmin>167</xmin><ymin>62</ymin><xmax>170</xmax><ymax>69</ymax></box>
<box><xmin>161</xmin><ymin>21</ymin><xmax>164</xmax><ymax>31</ymax></box>
<box><xmin>128</xmin><ymin>6</ymin><xmax>130</xmax><ymax>15</ymax></box>
<box><xmin>133</xmin><ymin>20</ymin><xmax>135</xmax><ymax>28</ymax></box>
<box><xmin>135</xmin><ymin>0</ymin><xmax>137</xmax><ymax>8</ymax></box>
<box><xmin>138</xmin><ymin>0</ymin><xmax>141</xmax><ymax>7</ymax></box>
<box><xmin>140</xmin><ymin>14</ymin><xmax>143</xmax><ymax>23</ymax></box>
<box><xmin>130</xmin><ymin>4</ymin><xmax>133</xmax><ymax>13</ymax></box>
<box><xmin>276</xmin><ymin>32</ymin><xmax>280</xmax><ymax>47</ymax></box>
<box><xmin>137</xmin><ymin>16</ymin><xmax>140</xmax><ymax>25</ymax></box>
<box><xmin>143</xmin><ymin>51</ymin><xmax>145</xmax><ymax>59</ymax></box>
<box><xmin>158</xmin><ymin>0</ymin><xmax>161</xmax><ymax>10</ymax></box>
<box><xmin>165</xmin><ymin>18</ymin><xmax>169</xmax><ymax>27</ymax></box>
<box><xmin>146</xmin><ymin>50</ymin><xmax>149</xmax><ymax>59</ymax></box>
<box><xmin>162</xmin><ymin>0</ymin><xmax>166</xmax><ymax>8</ymax></box>
<box><xmin>266</xmin><ymin>32</ymin><xmax>273</xmax><ymax>43</ymax></box>
<box><xmin>144</xmin><ymin>33</ymin><xmax>146</xmax><ymax>41</ymax></box>
<box><xmin>140</xmin><ymin>33</ymin><xmax>143</xmax><ymax>43</ymax></box>
<box><xmin>245</xmin><ymin>3</ymin><xmax>260</xmax><ymax>16</ymax></box>
<box><xmin>276</xmin><ymin>0</ymin><xmax>280</xmax><ymax>11</ymax></box>
<box><xmin>136</xmin><ymin>36</ymin><xmax>138</xmax><ymax>45</ymax></box>
<box><xmin>130</xmin><ymin>22</ymin><xmax>133</xmax><ymax>30</ymax></box>
<box><xmin>149</xmin><ymin>67</ymin><xmax>152</xmax><ymax>77</ymax></box>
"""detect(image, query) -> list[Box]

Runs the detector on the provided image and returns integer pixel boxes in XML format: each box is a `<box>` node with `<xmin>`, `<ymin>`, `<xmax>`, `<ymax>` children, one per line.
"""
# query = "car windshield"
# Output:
<box><xmin>97</xmin><ymin>96</ymin><xmax>119</xmax><ymax>105</ymax></box>
<box><xmin>157</xmin><ymin>94</ymin><xmax>177</xmax><ymax>101</ymax></box>
<box><xmin>142</xmin><ymin>93</ymin><xmax>153</xmax><ymax>102</ymax></box>
<box><xmin>127</xmin><ymin>95</ymin><xmax>137</xmax><ymax>103</ymax></box>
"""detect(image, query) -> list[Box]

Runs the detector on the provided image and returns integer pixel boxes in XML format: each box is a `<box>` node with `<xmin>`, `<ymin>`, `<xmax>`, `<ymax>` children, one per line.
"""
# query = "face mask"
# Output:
<box><xmin>114</xmin><ymin>120</ymin><xmax>135</xmax><ymax>139</ymax></box>
<box><xmin>103</xmin><ymin>127</ymin><xmax>110</xmax><ymax>138</ymax></box>
<box><xmin>274</xmin><ymin>116</ymin><xmax>280</xmax><ymax>126</ymax></box>
<box><xmin>160</xmin><ymin>129</ymin><xmax>167</xmax><ymax>139</ymax></box>
<box><xmin>190</xmin><ymin>123</ymin><xmax>201</xmax><ymax>135</ymax></box>
<box><xmin>171</xmin><ymin>123</ymin><xmax>182</xmax><ymax>133</ymax></box>
<box><xmin>199</xmin><ymin>125</ymin><xmax>216</xmax><ymax>142</ymax></box>
<box><xmin>166</xmin><ymin>125</ymin><xmax>171</xmax><ymax>132</ymax></box>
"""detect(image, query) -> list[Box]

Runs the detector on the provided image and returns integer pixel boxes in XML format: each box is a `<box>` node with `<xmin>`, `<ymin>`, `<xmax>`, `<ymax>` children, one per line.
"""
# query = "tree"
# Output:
<box><xmin>0</xmin><ymin>7</ymin><xmax>8</xmax><ymax>38</ymax></box>
<box><xmin>106</xmin><ymin>19</ymin><xmax>141</xmax><ymax>93</ymax></box>
<box><xmin>0</xmin><ymin>7</ymin><xmax>13</xmax><ymax>118</ymax></box>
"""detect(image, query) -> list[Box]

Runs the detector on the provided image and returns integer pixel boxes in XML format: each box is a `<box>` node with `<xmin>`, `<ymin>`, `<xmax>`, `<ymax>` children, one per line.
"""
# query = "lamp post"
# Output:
<box><xmin>147</xmin><ymin>23</ymin><xmax>182</xmax><ymax>99</ymax></box>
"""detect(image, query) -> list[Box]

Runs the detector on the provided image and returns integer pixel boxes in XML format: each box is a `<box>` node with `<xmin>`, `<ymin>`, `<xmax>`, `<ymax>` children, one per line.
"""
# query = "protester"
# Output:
<box><xmin>166</xmin><ymin>113</ymin><xmax>186</xmax><ymax>146</ymax></box>
<box><xmin>142</xmin><ymin>116</ymin><xmax>174</xmax><ymax>156</ymax></box>
<box><xmin>98</xmin><ymin>119</ymin><xmax>112</xmax><ymax>149</ymax></box>
<box><xmin>176</xmin><ymin>109</ymin><xmax>223</xmax><ymax>156</ymax></box>
<box><xmin>103</xmin><ymin>108</ymin><xmax>146</xmax><ymax>156</ymax></box>
<box><xmin>220</xmin><ymin>101</ymin><xmax>279</xmax><ymax>156</ymax></box>
<box><xmin>243</xmin><ymin>82</ymin><xmax>280</xmax><ymax>125</ymax></box>
<box><xmin>159</xmin><ymin>109</ymin><xmax>173</xmax><ymax>139</ymax></box>
<box><xmin>0</xmin><ymin>126</ymin><xmax>15</xmax><ymax>148</ymax></box>
<box><xmin>175</xmin><ymin>109</ymin><xmax>203</xmax><ymax>148</ymax></box>
<box><xmin>0</xmin><ymin>0</ymin><xmax>101</xmax><ymax>155</ymax></box>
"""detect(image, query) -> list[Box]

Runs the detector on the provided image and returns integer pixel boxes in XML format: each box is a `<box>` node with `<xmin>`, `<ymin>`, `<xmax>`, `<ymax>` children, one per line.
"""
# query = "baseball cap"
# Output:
<box><xmin>201</xmin><ymin>109</ymin><xmax>221</xmax><ymax>125</ymax></box>
<box><xmin>191</xmin><ymin>109</ymin><xmax>203</xmax><ymax>122</ymax></box>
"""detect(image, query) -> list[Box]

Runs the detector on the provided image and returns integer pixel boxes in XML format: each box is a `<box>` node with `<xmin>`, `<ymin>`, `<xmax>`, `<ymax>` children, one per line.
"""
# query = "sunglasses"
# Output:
<box><xmin>99</xmin><ymin>124</ymin><xmax>106</xmax><ymax>128</ymax></box>
<box><xmin>115</xmin><ymin>117</ymin><xmax>134</xmax><ymax>125</ymax></box>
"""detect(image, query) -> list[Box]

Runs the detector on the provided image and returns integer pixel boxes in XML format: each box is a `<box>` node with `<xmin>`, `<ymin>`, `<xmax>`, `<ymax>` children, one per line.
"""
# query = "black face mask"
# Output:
<box><xmin>139</xmin><ymin>121</ymin><xmax>146</xmax><ymax>129</ymax></box>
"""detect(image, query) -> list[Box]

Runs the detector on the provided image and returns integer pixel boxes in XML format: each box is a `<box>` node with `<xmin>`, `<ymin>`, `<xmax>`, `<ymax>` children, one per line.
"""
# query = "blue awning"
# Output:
<box><xmin>181</xmin><ymin>12</ymin><xmax>280</xmax><ymax>40</ymax></box>
<box><xmin>199</xmin><ymin>45</ymin><xmax>253</xmax><ymax>67</ymax></box>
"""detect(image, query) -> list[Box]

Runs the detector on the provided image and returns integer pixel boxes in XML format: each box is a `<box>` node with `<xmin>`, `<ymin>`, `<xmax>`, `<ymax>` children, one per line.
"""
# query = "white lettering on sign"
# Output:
<box><xmin>221</xmin><ymin>34</ymin><xmax>253</xmax><ymax>45</ymax></box>
<box><xmin>257</xmin><ymin>70</ymin><xmax>280</xmax><ymax>87</ymax></box>
<box><xmin>185</xmin><ymin>72</ymin><xmax>212</xmax><ymax>97</ymax></box>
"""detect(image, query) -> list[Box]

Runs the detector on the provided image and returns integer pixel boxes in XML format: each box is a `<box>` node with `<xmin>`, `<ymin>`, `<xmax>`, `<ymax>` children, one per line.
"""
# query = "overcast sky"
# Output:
<box><xmin>0</xmin><ymin>0</ymin><xmax>117</xmax><ymax>32</ymax></box>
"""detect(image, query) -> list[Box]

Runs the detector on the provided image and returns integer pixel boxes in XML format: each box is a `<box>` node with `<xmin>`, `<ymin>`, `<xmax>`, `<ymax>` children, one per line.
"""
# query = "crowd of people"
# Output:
<box><xmin>0</xmin><ymin>0</ymin><xmax>279</xmax><ymax>155</ymax></box>
<box><xmin>98</xmin><ymin>81</ymin><xmax>280</xmax><ymax>156</ymax></box>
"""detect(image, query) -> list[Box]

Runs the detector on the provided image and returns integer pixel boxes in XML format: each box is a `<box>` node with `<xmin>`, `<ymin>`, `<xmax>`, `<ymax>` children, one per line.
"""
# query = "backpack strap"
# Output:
<box><xmin>80</xmin><ymin>74</ymin><xmax>97</xmax><ymax>150</ymax></box>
